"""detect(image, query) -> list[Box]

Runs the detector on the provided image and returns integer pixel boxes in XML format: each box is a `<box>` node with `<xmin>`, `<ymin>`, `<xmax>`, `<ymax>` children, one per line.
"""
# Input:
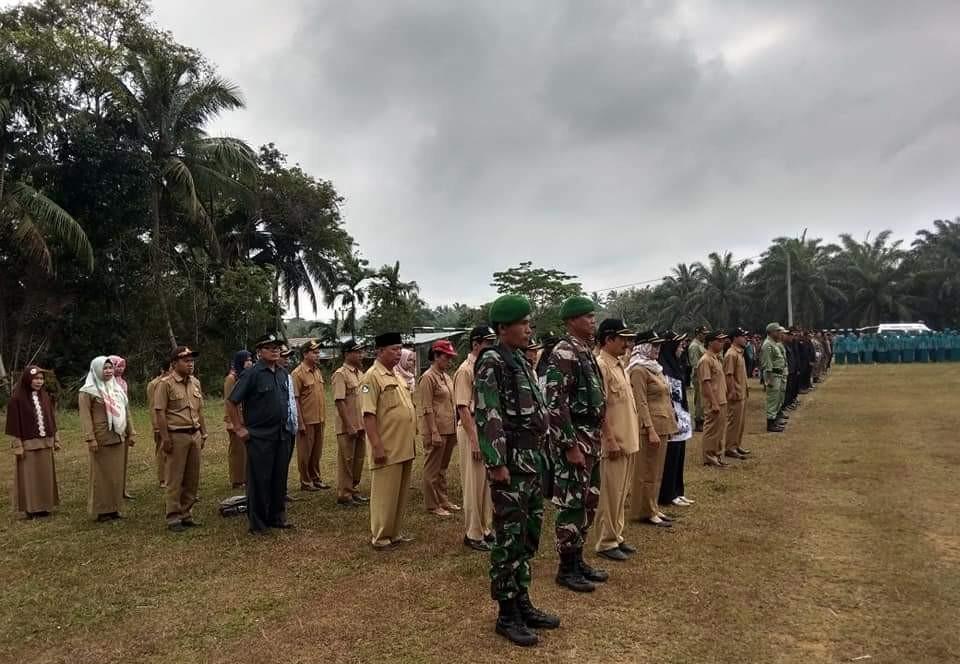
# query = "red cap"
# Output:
<box><xmin>431</xmin><ymin>340</ymin><xmax>458</xmax><ymax>356</ymax></box>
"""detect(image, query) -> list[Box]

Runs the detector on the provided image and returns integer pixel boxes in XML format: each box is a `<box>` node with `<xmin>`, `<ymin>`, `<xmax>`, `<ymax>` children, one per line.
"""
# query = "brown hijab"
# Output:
<box><xmin>5</xmin><ymin>365</ymin><xmax>57</xmax><ymax>441</ymax></box>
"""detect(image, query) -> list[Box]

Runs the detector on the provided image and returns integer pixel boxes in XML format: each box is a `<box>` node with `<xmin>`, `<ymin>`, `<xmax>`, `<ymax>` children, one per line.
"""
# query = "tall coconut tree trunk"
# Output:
<box><xmin>273</xmin><ymin>265</ymin><xmax>282</xmax><ymax>332</ymax></box>
<box><xmin>151</xmin><ymin>185</ymin><xmax>178</xmax><ymax>351</ymax></box>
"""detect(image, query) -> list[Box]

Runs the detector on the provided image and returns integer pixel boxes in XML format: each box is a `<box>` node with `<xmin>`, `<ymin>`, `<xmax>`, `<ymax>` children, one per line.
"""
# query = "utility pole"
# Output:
<box><xmin>786</xmin><ymin>250</ymin><xmax>794</xmax><ymax>327</ymax></box>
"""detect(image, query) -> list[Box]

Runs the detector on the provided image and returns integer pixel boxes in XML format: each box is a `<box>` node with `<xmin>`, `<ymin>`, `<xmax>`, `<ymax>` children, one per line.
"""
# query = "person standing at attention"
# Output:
<box><xmin>154</xmin><ymin>346</ymin><xmax>206</xmax><ymax>532</ymax></box>
<box><xmin>223</xmin><ymin>351</ymin><xmax>252</xmax><ymax>489</ymax></box>
<box><xmin>331</xmin><ymin>339</ymin><xmax>368</xmax><ymax>507</ymax></box>
<box><xmin>292</xmin><ymin>339</ymin><xmax>328</xmax><ymax>491</ymax></box>
<box><xmin>362</xmin><ymin>332</ymin><xmax>417</xmax><ymax>550</ymax></box>
<box><xmin>698</xmin><ymin>331</ymin><xmax>729</xmax><ymax>467</ymax></box>
<box><xmin>593</xmin><ymin>319</ymin><xmax>640</xmax><ymax>560</ymax></box>
<box><xmin>418</xmin><ymin>339</ymin><xmax>460</xmax><ymax>517</ymax></box>
<box><xmin>722</xmin><ymin>327</ymin><xmax>752</xmax><ymax>461</ymax></box>
<box><xmin>226</xmin><ymin>333</ymin><xmax>295</xmax><ymax>534</ymax></box>
<box><xmin>6</xmin><ymin>366</ymin><xmax>61</xmax><ymax>518</ymax></box>
<box><xmin>454</xmin><ymin>325</ymin><xmax>497</xmax><ymax>551</ymax></box>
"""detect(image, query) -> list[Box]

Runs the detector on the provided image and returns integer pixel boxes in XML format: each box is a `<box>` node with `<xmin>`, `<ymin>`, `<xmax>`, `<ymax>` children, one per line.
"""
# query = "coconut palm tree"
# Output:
<box><xmin>656</xmin><ymin>263</ymin><xmax>701</xmax><ymax>329</ymax></box>
<box><xmin>325</xmin><ymin>252</ymin><xmax>373</xmax><ymax>336</ymax></box>
<box><xmin>909</xmin><ymin>218</ymin><xmax>960</xmax><ymax>327</ymax></box>
<box><xmin>830</xmin><ymin>231</ymin><xmax>913</xmax><ymax>326</ymax></box>
<box><xmin>106</xmin><ymin>40</ymin><xmax>257</xmax><ymax>349</ymax></box>
<box><xmin>689</xmin><ymin>252</ymin><xmax>752</xmax><ymax>329</ymax></box>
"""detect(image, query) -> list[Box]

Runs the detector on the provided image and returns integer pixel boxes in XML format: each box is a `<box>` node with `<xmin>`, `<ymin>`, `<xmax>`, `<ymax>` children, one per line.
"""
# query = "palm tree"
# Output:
<box><xmin>657</xmin><ymin>263</ymin><xmax>701</xmax><ymax>329</ymax></box>
<box><xmin>324</xmin><ymin>252</ymin><xmax>373</xmax><ymax>336</ymax></box>
<box><xmin>689</xmin><ymin>252</ymin><xmax>752</xmax><ymax>329</ymax></box>
<box><xmin>830</xmin><ymin>231</ymin><xmax>913</xmax><ymax>326</ymax></box>
<box><xmin>910</xmin><ymin>218</ymin><xmax>960</xmax><ymax>327</ymax></box>
<box><xmin>106</xmin><ymin>41</ymin><xmax>257</xmax><ymax>349</ymax></box>
<box><xmin>751</xmin><ymin>232</ymin><xmax>846</xmax><ymax>327</ymax></box>
<box><xmin>363</xmin><ymin>261</ymin><xmax>421</xmax><ymax>336</ymax></box>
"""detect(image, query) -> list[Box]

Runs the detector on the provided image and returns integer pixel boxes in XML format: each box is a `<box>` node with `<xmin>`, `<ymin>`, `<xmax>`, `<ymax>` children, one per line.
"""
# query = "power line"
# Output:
<box><xmin>589</xmin><ymin>252</ymin><xmax>767</xmax><ymax>294</ymax></box>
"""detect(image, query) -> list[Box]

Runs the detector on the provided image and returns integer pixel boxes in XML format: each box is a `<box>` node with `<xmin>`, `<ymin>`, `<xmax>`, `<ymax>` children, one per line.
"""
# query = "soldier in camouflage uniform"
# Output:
<box><xmin>475</xmin><ymin>295</ymin><xmax>560</xmax><ymax>647</ymax></box>
<box><xmin>541</xmin><ymin>295</ymin><xmax>609</xmax><ymax>593</ymax></box>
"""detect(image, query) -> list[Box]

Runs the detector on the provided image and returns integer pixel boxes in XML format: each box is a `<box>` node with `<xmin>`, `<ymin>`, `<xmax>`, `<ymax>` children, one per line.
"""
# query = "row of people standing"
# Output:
<box><xmin>833</xmin><ymin>330</ymin><xmax>960</xmax><ymax>364</ymax></box>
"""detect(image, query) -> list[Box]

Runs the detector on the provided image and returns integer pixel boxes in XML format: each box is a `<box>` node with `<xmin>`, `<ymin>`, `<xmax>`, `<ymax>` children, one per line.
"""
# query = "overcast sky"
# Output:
<box><xmin>149</xmin><ymin>0</ymin><xmax>960</xmax><ymax>312</ymax></box>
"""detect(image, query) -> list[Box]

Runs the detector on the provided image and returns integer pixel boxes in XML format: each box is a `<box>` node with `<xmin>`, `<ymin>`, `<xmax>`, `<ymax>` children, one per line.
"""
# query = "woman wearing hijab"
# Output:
<box><xmin>79</xmin><ymin>356</ymin><xmax>136</xmax><ymax>521</ymax></box>
<box><xmin>6</xmin><ymin>366</ymin><xmax>60</xmax><ymax>517</ymax></box>
<box><xmin>627</xmin><ymin>330</ymin><xmax>679</xmax><ymax>528</ymax></box>
<box><xmin>107</xmin><ymin>355</ymin><xmax>134</xmax><ymax>499</ymax></box>
<box><xmin>658</xmin><ymin>331</ymin><xmax>695</xmax><ymax>508</ymax></box>
<box><xmin>224</xmin><ymin>350</ymin><xmax>253</xmax><ymax>488</ymax></box>
<box><xmin>395</xmin><ymin>347</ymin><xmax>417</xmax><ymax>393</ymax></box>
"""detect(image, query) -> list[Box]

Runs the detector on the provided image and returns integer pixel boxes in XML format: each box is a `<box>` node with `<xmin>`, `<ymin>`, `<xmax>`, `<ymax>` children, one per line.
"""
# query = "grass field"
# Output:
<box><xmin>1</xmin><ymin>364</ymin><xmax>959</xmax><ymax>664</ymax></box>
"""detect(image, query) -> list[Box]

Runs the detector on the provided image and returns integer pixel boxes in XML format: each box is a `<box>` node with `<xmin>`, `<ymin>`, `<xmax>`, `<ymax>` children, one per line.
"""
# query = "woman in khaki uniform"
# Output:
<box><xmin>6</xmin><ymin>366</ymin><xmax>60</xmax><ymax>518</ymax></box>
<box><xmin>224</xmin><ymin>351</ymin><xmax>253</xmax><ymax>488</ymax></box>
<box><xmin>79</xmin><ymin>356</ymin><xmax>136</xmax><ymax>521</ymax></box>
<box><xmin>627</xmin><ymin>331</ymin><xmax>678</xmax><ymax>528</ymax></box>
<box><xmin>418</xmin><ymin>340</ymin><xmax>459</xmax><ymax>516</ymax></box>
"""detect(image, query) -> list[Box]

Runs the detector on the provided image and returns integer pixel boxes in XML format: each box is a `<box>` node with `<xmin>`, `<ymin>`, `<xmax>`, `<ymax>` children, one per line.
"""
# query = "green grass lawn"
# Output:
<box><xmin>1</xmin><ymin>366</ymin><xmax>959</xmax><ymax>663</ymax></box>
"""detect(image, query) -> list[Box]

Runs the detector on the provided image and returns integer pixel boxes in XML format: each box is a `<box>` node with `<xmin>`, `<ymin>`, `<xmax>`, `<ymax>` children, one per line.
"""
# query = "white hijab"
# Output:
<box><xmin>80</xmin><ymin>356</ymin><xmax>129</xmax><ymax>435</ymax></box>
<box><xmin>627</xmin><ymin>343</ymin><xmax>663</xmax><ymax>374</ymax></box>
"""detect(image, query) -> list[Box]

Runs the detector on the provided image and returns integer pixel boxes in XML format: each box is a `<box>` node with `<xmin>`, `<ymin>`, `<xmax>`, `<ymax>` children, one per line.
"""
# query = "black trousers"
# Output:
<box><xmin>245</xmin><ymin>433</ymin><xmax>292</xmax><ymax>532</ymax></box>
<box><xmin>658</xmin><ymin>439</ymin><xmax>686</xmax><ymax>505</ymax></box>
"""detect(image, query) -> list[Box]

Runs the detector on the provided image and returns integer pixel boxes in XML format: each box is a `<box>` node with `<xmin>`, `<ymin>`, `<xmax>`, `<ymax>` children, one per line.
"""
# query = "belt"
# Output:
<box><xmin>170</xmin><ymin>427</ymin><xmax>200</xmax><ymax>434</ymax></box>
<box><xmin>505</xmin><ymin>430</ymin><xmax>543</xmax><ymax>450</ymax></box>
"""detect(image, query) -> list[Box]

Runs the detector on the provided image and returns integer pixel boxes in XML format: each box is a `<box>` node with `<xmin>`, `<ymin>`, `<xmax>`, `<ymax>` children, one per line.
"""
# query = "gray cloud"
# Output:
<box><xmin>153</xmin><ymin>0</ymin><xmax>960</xmax><ymax>309</ymax></box>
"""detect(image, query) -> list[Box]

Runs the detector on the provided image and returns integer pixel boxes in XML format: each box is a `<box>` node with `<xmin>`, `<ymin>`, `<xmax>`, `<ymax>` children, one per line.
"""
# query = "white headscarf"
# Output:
<box><xmin>80</xmin><ymin>356</ymin><xmax>128</xmax><ymax>435</ymax></box>
<box><xmin>395</xmin><ymin>348</ymin><xmax>416</xmax><ymax>392</ymax></box>
<box><xmin>627</xmin><ymin>343</ymin><xmax>663</xmax><ymax>374</ymax></box>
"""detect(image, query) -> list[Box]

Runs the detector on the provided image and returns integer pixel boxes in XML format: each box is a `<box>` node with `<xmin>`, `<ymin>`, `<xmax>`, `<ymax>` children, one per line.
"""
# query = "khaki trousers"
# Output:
<box><xmin>422</xmin><ymin>433</ymin><xmax>457</xmax><ymax>511</ymax></box>
<box><xmin>702</xmin><ymin>404</ymin><xmax>728</xmax><ymax>462</ymax></box>
<box><xmin>154</xmin><ymin>432</ymin><xmax>166</xmax><ymax>485</ymax></box>
<box><xmin>165</xmin><ymin>431</ymin><xmax>201</xmax><ymax>524</ymax></box>
<box><xmin>370</xmin><ymin>459</ymin><xmax>413</xmax><ymax>547</ymax></box>
<box><xmin>296</xmin><ymin>422</ymin><xmax>324</xmax><ymax>487</ymax></box>
<box><xmin>227</xmin><ymin>430</ymin><xmax>247</xmax><ymax>487</ymax></box>
<box><xmin>725</xmin><ymin>398</ymin><xmax>747</xmax><ymax>452</ymax></box>
<box><xmin>596</xmin><ymin>451</ymin><xmax>637</xmax><ymax>550</ymax></box>
<box><xmin>336</xmin><ymin>432</ymin><xmax>366</xmax><ymax>500</ymax></box>
<box><xmin>631</xmin><ymin>437</ymin><xmax>668</xmax><ymax>521</ymax></box>
<box><xmin>457</xmin><ymin>424</ymin><xmax>493</xmax><ymax>541</ymax></box>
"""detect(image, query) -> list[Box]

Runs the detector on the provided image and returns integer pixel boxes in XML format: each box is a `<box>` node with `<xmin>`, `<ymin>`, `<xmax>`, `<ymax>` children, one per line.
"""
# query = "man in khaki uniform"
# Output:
<box><xmin>332</xmin><ymin>339</ymin><xmax>367</xmax><ymax>507</ymax></box>
<box><xmin>155</xmin><ymin>346</ymin><xmax>207</xmax><ymax>532</ymax></box>
<box><xmin>362</xmin><ymin>332</ymin><xmax>417</xmax><ymax>549</ymax></box>
<box><xmin>292</xmin><ymin>339</ymin><xmax>327</xmax><ymax>491</ymax></box>
<box><xmin>146</xmin><ymin>360</ymin><xmax>171</xmax><ymax>488</ymax></box>
<box><xmin>723</xmin><ymin>327</ymin><xmax>752</xmax><ymax>461</ymax></box>
<box><xmin>454</xmin><ymin>324</ymin><xmax>497</xmax><ymax>551</ymax></box>
<box><xmin>593</xmin><ymin>319</ymin><xmax>640</xmax><ymax>562</ymax></box>
<box><xmin>697</xmin><ymin>331</ymin><xmax>728</xmax><ymax>468</ymax></box>
<box><xmin>418</xmin><ymin>339</ymin><xmax>460</xmax><ymax>516</ymax></box>
<box><xmin>687</xmin><ymin>326</ymin><xmax>708</xmax><ymax>431</ymax></box>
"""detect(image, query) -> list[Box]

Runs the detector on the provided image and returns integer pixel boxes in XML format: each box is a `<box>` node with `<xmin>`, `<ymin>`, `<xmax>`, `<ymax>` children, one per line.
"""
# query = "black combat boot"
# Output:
<box><xmin>516</xmin><ymin>591</ymin><xmax>560</xmax><ymax>629</ymax></box>
<box><xmin>556</xmin><ymin>551</ymin><xmax>595</xmax><ymax>592</ymax></box>
<box><xmin>576</xmin><ymin>550</ymin><xmax>609</xmax><ymax>583</ymax></box>
<box><xmin>766</xmin><ymin>419</ymin><xmax>784</xmax><ymax>433</ymax></box>
<box><xmin>495</xmin><ymin>599</ymin><xmax>539</xmax><ymax>646</ymax></box>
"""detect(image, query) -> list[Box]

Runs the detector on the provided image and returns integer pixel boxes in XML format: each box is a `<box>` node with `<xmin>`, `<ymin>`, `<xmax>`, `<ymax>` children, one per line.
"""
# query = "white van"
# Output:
<box><xmin>858</xmin><ymin>323</ymin><xmax>933</xmax><ymax>335</ymax></box>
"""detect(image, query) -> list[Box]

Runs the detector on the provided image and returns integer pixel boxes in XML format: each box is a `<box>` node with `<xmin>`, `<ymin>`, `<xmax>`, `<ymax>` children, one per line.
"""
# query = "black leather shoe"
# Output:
<box><xmin>352</xmin><ymin>494</ymin><xmax>370</xmax><ymax>504</ymax></box>
<box><xmin>598</xmin><ymin>547</ymin><xmax>630</xmax><ymax>562</ymax></box>
<box><xmin>737</xmin><ymin>447</ymin><xmax>752</xmax><ymax>455</ymax></box>
<box><xmin>766</xmin><ymin>420</ymin><xmax>784</xmax><ymax>432</ymax></box>
<box><xmin>463</xmin><ymin>536</ymin><xmax>492</xmax><ymax>552</ymax></box>
<box><xmin>642</xmin><ymin>518</ymin><xmax>672</xmax><ymax>528</ymax></box>
<box><xmin>337</xmin><ymin>498</ymin><xmax>358</xmax><ymax>508</ymax></box>
<box><xmin>517</xmin><ymin>591</ymin><xmax>560</xmax><ymax>629</ymax></box>
<box><xmin>496</xmin><ymin>599</ymin><xmax>539</xmax><ymax>646</ymax></box>
<box><xmin>271</xmin><ymin>522</ymin><xmax>296</xmax><ymax>530</ymax></box>
<box><xmin>556</xmin><ymin>553</ymin><xmax>595</xmax><ymax>592</ymax></box>
<box><xmin>181</xmin><ymin>519</ymin><xmax>201</xmax><ymax>528</ymax></box>
<box><xmin>577</xmin><ymin>552</ymin><xmax>609</xmax><ymax>583</ymax></box>
<box><xmin>619</xmin><ymin>542</ymin><xmax>637</xmax><ymax>554</ymax></box>
<box><xmin>167</xmin><ymin>522</ymin><xmax>187</xmax><ymax>533</ymax></box>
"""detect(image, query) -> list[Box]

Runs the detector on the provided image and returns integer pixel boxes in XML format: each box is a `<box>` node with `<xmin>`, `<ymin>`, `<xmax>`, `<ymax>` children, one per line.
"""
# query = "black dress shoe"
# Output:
<box><xmin>271</xmin><ymin>522</ymin><xmax>296</xmax><ymax>530</ymax></box>
<box><xmin>642</xmin><ymin>518</ymin><xmax>672</xmax><ymax>528</ymax></box>
<box><xmin>249</xmin><ymin>528</ymin><xmax>270</xmax><ymax>536</ymax></box>
<box><xmin>463</xmin><ymin>536</ymin><xmax>492</xmax><ymax>552</ymax></box>
<box><xmin>96</xmin><ymin>514</ymin><xmax>112</xmax><ymax>523</ymax></box>
<box><xmin>618</xmin><ymin>542</ymin><xmax>637</xmax><ymax>554</ymax></box>
<box><xmin>737</xmin><ymin>447</ymin><xmax>752</xmax><ymax>455</ymax></box>
<box><xmin>597</xmin><ymin>547</ymin><xmax>630</xmax><ymax>562</ymax></box>
<box><xmin>337</xmin><ymin>498</ymin><xmax>358</xmax><ymax>508</ymax></box>
<box><xmin>352</xmin><ymin>494</ymin><xmax>370</xmax><ymax>504</ymax></box>
<box><xmin>181</xmin><ymin>519</ymin><xmax>201</xmax><ymax>527</ymax></box>
<box><xmin>313</xmin><ymin>481</ymin><xmax>331</xmax><ymax>490</ymax></box>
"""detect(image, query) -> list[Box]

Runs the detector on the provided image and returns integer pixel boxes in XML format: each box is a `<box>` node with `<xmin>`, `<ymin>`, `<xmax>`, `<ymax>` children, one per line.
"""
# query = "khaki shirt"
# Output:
<box><xmin>629</xmin><ymin>363</ymin><xmax>679</xmax><ymax>438</ymax></box>
<box><xmin>723</xmin><ymin>345</ymin><xmax>748</xmax><ymax>402</ymax></box>
<box><xmin>361</xmin><ymin>360</ymin><xmax>416</xmax><ymax>469</ymax></box>
<box><xmin>222</xmin><ymin>373</ymin><xmax>237</xmax><ymax>430</ymax></box>
<box><xmin>147</xmin><ymin>375</ymin><xmax>164</xmax><ymax>433</ymax></box>
<box><xmin>291</xmin><ymin>363</ymin><xmax>325</xmax><ymax>424</ymax></box>
<box><xmin>417</xmin><ymin>366</ymin><xmax>456</xmax><ymax>436</ymax></box>
<box><xmin>598</xmin><ymin>350</ymin><xmax>639</xmax><ymax>455</ymax></box>
<box><xmin>331</xmin><ymin>364</ymin><xmax>363</xmax><ymax>435</ymax></box>
<box><xmin>453</xmin><ymin>354</ymin><xmax>477</xmax><ymax>416</ymax></box>
<box><xmin>154</xmin><ymin>373</ymin><xmax>204</xmax><ymax>431</ymax></box>
<box><xmin>697</xmin><ymin>350</ymin><xmax>727</xmax><ymax>408</ymax></box>
<box><xmin>78</xmin><ymin>392</ymin><xmax>135</xmax><ymax>446</ymax></box>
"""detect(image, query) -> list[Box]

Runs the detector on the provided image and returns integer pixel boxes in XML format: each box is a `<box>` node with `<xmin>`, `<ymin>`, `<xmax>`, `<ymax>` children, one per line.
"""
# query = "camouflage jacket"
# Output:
<box><xmin>542</xmin><ymin>335</ymin><xmax>606</xmax><ymax>456</ymax></box>
<box><xmin>474</xmin><ymin>343</ymin><xmax>548</xmax><ymax>474</ymax></box>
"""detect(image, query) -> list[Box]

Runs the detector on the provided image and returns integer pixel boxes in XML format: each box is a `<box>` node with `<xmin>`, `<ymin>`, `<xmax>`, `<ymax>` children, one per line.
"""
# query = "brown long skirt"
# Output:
<box><xmin>89</xmin><ymin>443</ymin><xmax>126</xmax><ymax>516</ymax></box>
<box><xmin>11</xmin><ymin>446</ymin><xmax>59</xmax><ymax>514</ymax></box>
<box><xmin>228</xmin><ymin>431</ymin><xmax>247</xmax><ymax>487</ymax></box>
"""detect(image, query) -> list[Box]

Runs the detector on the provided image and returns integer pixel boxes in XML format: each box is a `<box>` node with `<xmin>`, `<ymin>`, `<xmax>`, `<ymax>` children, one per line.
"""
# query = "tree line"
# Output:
<box><xmin>3</xmin><ymin>1</ymin><xmax>959</xmax><ymax>396</ymax></box>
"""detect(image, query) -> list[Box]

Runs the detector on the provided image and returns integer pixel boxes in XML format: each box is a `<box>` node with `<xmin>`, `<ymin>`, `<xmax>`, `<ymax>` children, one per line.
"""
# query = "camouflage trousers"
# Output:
<box><xmin>551</xmin><ymin>450</ymin><xmax>600</xmax><ymax>555</ymax></box>
<box><xmin>489</xmin><ymin>471</ymin><xmax>545</xmax><ymax>601</ymax></box>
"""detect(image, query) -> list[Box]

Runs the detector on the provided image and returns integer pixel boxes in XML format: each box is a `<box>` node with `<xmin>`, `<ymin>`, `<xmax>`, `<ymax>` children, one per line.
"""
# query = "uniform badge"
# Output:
<box><xmin>361</xmin><ymin>385</ymin><xmax>370</xmax><ymax>393</ymax></box>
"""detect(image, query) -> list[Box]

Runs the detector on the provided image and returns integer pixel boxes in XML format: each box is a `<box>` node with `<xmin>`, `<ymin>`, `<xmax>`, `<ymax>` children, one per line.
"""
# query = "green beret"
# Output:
<box><xmin>766</xmin><ymin>322</ymin><xmax>781</xmax><ymax>333</ymax></box>
<box><xmin>560</xmin><ymin>295</ymin><xmax>595</xmax><ymax>320</ymax></box>
<box><xmin>490</xmin><ymin>295</ymin><xmax>532</xmax><ymax>324</ymax></box>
